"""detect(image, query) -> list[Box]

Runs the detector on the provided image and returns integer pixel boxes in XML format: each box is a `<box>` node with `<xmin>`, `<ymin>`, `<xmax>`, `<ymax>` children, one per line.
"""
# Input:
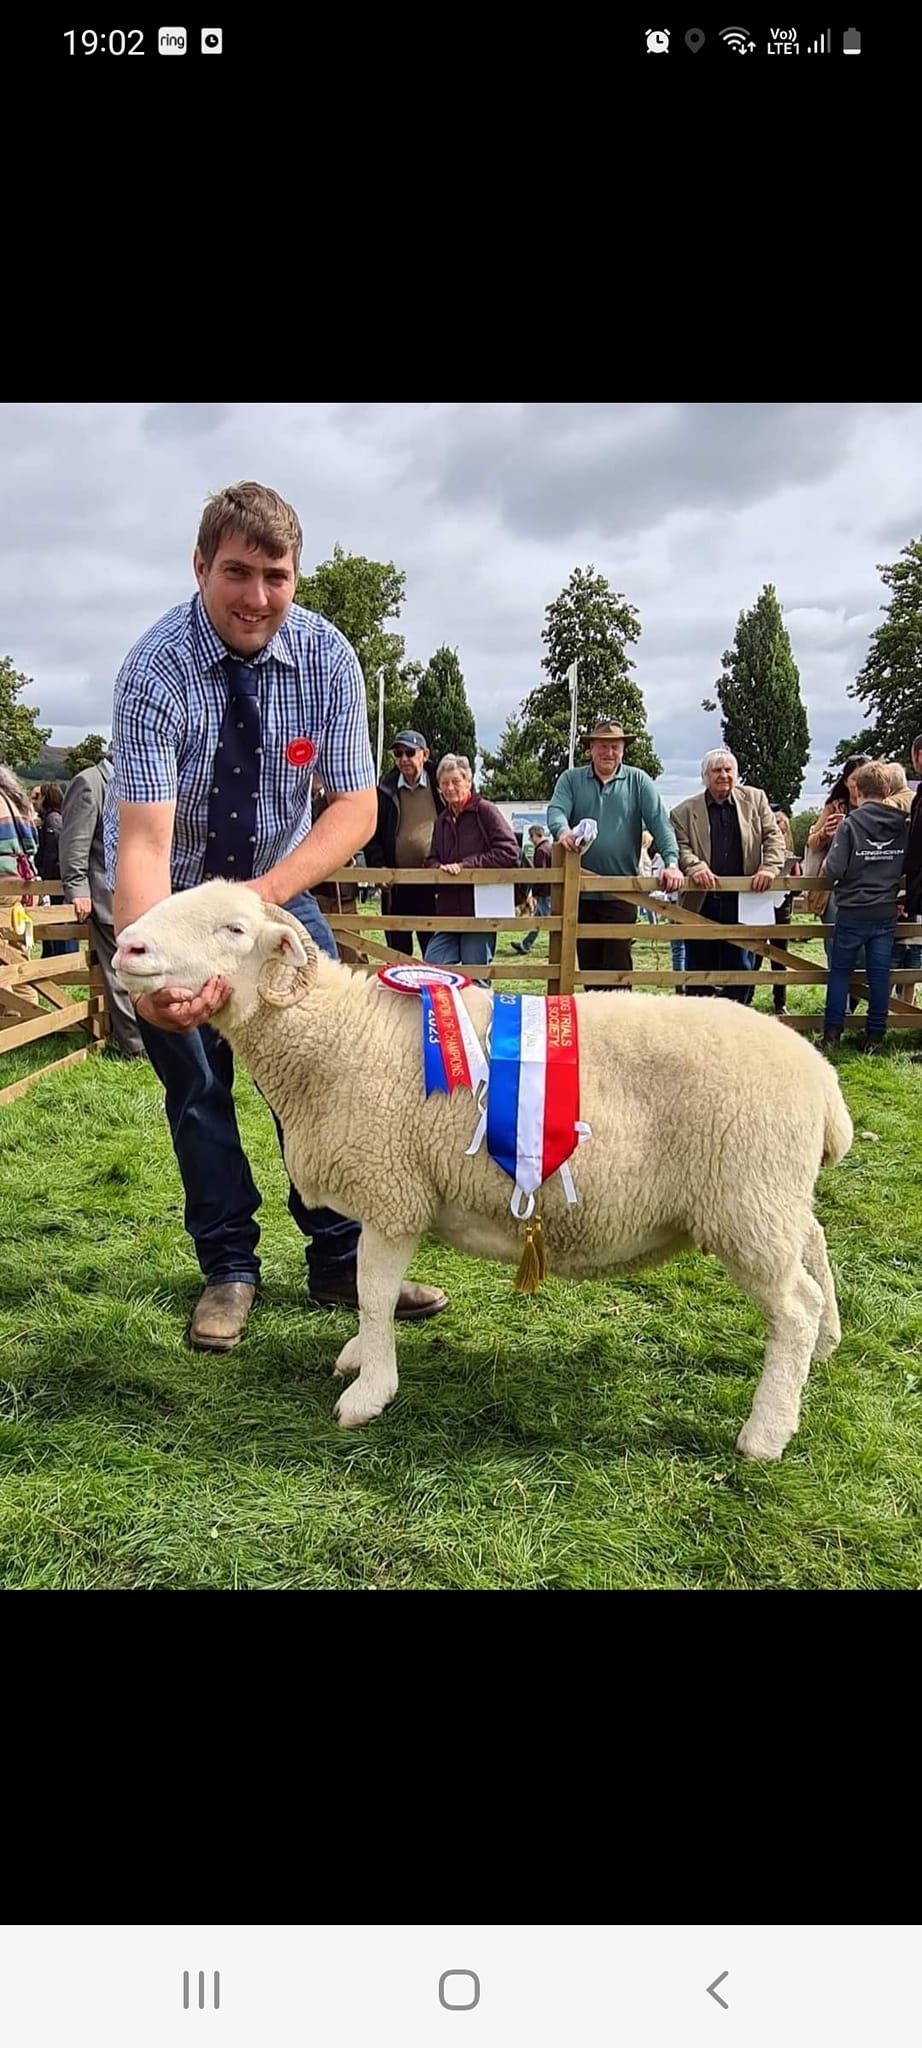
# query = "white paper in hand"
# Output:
<box><xmin>738</xmin><ymin>890</ymin><xmax>788</xmax><ymax>925</ymax></box>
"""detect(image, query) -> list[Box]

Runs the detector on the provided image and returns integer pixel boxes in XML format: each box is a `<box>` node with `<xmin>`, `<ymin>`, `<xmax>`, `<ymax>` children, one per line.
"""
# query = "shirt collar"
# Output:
<box><xmin>705</xmin><ymin>788</ymin><xmax>736</xmax><ymax>808</ymax></box>
<box><xmin>191</xmin><ymin>590</ymin><xmax>298</xmax><ymax>673</ymax></box>
<box><xmin>590</xmin><ymin>763</ymin><xmax>624</xmax><ymax>789</ymax></box>
<box><xmin>397</xmin><ymin>769</ymin><xmax>429</xmax><ymax>791</ymax></box>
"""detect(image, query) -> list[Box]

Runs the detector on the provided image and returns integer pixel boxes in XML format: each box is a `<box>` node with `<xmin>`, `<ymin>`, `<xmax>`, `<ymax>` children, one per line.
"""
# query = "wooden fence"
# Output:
<box><xmin>0</xmin><ymin>878</ymin><xmax>108</xmax><ymax>1105</ymax></box>
<box><xmin>324</xmin><ymin>848</ymin><xmax>922</xmax><ymax>1032</ymax></box>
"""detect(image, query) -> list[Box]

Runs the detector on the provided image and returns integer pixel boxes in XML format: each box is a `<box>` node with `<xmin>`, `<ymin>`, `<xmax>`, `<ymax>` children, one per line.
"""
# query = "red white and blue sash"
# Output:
<box><xmin>487</xmin><ymin>993</ymin><xmax>585</xmax><ymax>1217</ymax></box>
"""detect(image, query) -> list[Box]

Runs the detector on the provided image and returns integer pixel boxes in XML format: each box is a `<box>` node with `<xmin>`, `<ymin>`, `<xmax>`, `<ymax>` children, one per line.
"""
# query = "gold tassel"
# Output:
<box><xmin>514</xmin><ymin>1216</ymin><xmax>549</xmax><ymax>1293</ymax></box>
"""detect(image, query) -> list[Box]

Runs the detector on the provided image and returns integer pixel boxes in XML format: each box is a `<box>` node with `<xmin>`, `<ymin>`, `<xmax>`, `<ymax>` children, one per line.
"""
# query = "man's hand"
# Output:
<box><xmin>73</xmin><ymin>896</ymin><xmax>92</xmax><ymax>922</ymax></box>
<box><xmin>688</xmin><ymin>862</ymin><xmax>718</xmax><ymax>888</ymax></box>
<box><xmin>557</xmin><ymin>829</ymin><xmax>579</xmax><ymax>853</ymax></box>
<box><xmin>751</xmin><ymin>867</ymin><xmax>776</xmax><ymax>892</ymax></box>
<box><xmin>132</xmin><ymin>978</ymin><xmax>231</xmax><ymax>1034</ymax></box>
<box><xmin>659</xmin><ymin>865</ymin><xmax>684</xmax><ymax>893</ymax></box>
<box><xmin>440</xmin><ymin>861</ymin><xmax>462</xmax><ymax>874</ymax></box>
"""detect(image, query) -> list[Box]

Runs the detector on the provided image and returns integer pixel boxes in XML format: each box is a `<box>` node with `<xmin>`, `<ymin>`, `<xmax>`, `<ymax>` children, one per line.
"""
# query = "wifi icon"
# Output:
<box><xmin>720</xmin><ymin>24</ymin><xmax>755</xmax><ymax>48</ymax></box>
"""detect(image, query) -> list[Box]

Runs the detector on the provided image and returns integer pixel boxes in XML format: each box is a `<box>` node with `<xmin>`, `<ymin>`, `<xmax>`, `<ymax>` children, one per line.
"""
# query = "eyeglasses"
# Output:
<box><xmin>393</xmin><ymin>747</ymin><xmax>419</xmax><ymax>759</ymax></box>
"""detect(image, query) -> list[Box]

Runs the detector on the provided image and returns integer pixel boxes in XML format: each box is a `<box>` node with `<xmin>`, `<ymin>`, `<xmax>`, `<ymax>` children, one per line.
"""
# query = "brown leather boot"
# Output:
<box><xmin>190</xmin><ymin>1281</ymin><xmax>257</xmax><ymax>1351</ymax></box>
<box><xmin>308</xmin><ymin>1276</ymin><xmax>448</xmax><ymax>1321</ymax></box>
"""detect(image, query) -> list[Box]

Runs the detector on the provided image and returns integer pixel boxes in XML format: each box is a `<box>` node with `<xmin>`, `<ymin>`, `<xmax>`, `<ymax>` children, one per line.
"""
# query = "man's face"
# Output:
<box><xmin>705</xmin><ymin>760</ymin><xmax>736</xmax><ymax>800</ymax></box>
<box><xmin>589</xmin><ymin>738</ymin><xmax>625</xmax><ymax>781</ymax></box>
<box><xmin>194</xmin><ymin>533</ymin><xmax>296</xmax><ymax>656</ymax></box>
<box><xmin>394</xmin><ymin>745</ymin><xmax>427</xmax><ymax>785</ymax></box>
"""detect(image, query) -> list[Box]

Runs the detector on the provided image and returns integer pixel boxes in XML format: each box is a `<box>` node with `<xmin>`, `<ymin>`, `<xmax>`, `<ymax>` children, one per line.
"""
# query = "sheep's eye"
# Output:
<box><xmin>222</xmin><ymin>923</ymin><xmax>247</xmax><ymax>937</ymax></box>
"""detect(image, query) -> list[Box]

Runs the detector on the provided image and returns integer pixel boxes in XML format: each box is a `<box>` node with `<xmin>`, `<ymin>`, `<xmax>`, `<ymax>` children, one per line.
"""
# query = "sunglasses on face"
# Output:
<box><xmin>394</xmin><ymin>748</ymin><xmax>419</xmax><ymax>759</ymax></box>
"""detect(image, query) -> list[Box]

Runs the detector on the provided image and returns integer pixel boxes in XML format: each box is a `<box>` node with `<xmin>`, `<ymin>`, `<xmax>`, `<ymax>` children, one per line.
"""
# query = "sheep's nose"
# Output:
<box><xmin>120</xmin><ymin>940</ymin><xmax>150</xmax><ymax>960</ymax></box>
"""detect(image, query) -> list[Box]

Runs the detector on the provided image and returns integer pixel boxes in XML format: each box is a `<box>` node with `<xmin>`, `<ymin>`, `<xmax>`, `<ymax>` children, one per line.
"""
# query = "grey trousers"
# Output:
<box><xmin>90</xmin><ymin>912</ymin><xmax>145</xmax><ymax>1056</ymax></box>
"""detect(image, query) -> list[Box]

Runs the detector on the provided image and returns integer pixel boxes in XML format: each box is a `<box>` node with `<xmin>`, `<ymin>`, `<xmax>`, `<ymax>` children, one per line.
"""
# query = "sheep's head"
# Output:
<box><xmin>113</xmin><ymin>881</ymin><xmax>318</xmax><ymax>1016</ymax></box>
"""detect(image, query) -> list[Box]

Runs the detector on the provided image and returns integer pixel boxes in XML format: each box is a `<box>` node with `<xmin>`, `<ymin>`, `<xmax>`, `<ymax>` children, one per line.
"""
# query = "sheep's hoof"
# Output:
<box><xmin>332</xmin><ymin>1336</ymin><xmax>362</xmax><ymax>1379</ymax></box>
<box><xmin>811</xmin><ymin>1324</ymin><xmax>841</xmax><ymax>1363</ymax></box>
<box><xmin>736</xmin><ymin>1419</ymin><xmax>791</xmax><ymax>1462</ymax></box>
<box><xmin>334</xmin><ymin>1382</ymin><xmax>396</xmax><ymax>1428</ymax></box>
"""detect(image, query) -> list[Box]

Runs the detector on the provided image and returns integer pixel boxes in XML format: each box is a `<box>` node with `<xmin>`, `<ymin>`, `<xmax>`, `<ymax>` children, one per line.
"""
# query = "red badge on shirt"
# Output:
<box><xmin>287</xmin><ymin>737</ymin><xmax>315</xmax><ymax>769</ymax></box>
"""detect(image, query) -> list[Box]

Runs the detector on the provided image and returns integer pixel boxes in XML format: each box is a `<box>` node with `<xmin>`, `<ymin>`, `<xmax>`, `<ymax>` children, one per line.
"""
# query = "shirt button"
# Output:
<box><xmin>218</xmin><ymin>741</ymin><xmax>224</xmax><ymax>749</ymax></box>
<box><xmin>255</xmin><ymin>747</ymin><xmax>263</xmax><ymax>756</ymax></box>
<box><xmin>236</xmin><ymin>721</ymin><xmax>244</xmax><ymax>729</ymax></box>
<box><xmin>212</xmin><ymin>786</ymin><xmax>219</xmax><ymax>795</ymax></box>
<box><xmin>227</xmin><ymin>854</ymin><xmax>235</xmax><ymax>863</ymax></box>
<box><xmin>249</xmin><ymin>835</ymin><xmax>257</xmax><ymax>844</ymax></box>
<box><xmin>233</xmin><ymin>766</ymin><xmax>241</xmax><ymax>775</ymax></box>
<box><xmin>251</xmin><ymin>793</ymin><xmax>258</xmax><ymax>801</ymax></box>
<box><xmin>208</xmin><ymin>830</ymin><xmax>216</xmax><ymax>840</ymax></box>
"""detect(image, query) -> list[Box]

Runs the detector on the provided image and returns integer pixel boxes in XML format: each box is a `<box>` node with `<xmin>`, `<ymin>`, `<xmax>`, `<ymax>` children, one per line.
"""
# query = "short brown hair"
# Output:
<box><xmin>40</xmin><ymin>783</ymin><xmax>64</xmax><ymax>812</ymax></box>
<box><xmin>196</xmin><ymin>481</ymin><xmax>303</xmax><ymax>575</ymax></box>
<box><xmin>853</xmin><ymin>761</ymin><xmax>891</xmax><ymax>800</ymax></box>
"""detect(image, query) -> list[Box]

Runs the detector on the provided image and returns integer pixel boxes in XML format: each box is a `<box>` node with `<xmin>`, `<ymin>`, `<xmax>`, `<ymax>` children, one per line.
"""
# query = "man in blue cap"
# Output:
<box><xmin>365</xmin><ymin>729</ymin><xmax>446</xmax><ymax>959</ymax></box>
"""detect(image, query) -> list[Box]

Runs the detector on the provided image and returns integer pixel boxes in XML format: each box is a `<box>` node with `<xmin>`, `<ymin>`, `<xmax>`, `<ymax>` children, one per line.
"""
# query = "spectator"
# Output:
<box><xmin>0</xmin><ymin>763</ymin><xmax>39</xmax><ymax>881</ymax></box>
<box><xmin>670</xmin><ymin>750</ymin><xmax>786</xmax><ymax>1005</ymax></box>
<box><xmin>821</xmin><ymin>759</ymin><xmax>910</xmax><ymax>1054</ymax></box>
<box><xmin>512</xmin><ymin>822</ymin><xmax>552</xmax><ymax>955</ymax></box>
<box><xmin>759</xmin><ymin>804</ymin><xmax>802</xmax><ymax>1017</ymax></box>
<box><xmin>884</xmin><ymin>760</ymin><xmax>921</xmax><ymax>1006</ymax></box>
<box><xmin>903</xmin><ymin>733</ymin><xmax>922</xmax><ymax>996</ymax></box>
<box><xmin>364</xmin><ymin>729</ymin><xmax>445</xmax><ymax>960</ymax></box>
<box><xmin>108</xmin><ymin>480</ymin><xmax>446</xmax><ymax>1351</ymax></box>
<box><xmin>35</xmin><ymin>783</ymin><xmax>80</xmax><ymax>959</ymax></box>
<box><xmin>424</xmin><ymin>754</ymin><xmax>518</xmax><ymax>969</ymax></box>
<box><xmin>548</xmin><ymin>718</ymin><xmax>682</xmax><ymax>986</ymax></box>
<box><xmin>59</xmin><ymin>752</ymin><xmax>145</xmax><ymax>1056</ymax></box>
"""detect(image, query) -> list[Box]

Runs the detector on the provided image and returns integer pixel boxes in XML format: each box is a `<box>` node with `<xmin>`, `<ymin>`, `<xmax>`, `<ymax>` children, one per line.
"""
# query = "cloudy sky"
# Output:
<box><xmin>2</xmin><ymin>400</ymin><xmax>920</xmax><ymax>809</ymax></box>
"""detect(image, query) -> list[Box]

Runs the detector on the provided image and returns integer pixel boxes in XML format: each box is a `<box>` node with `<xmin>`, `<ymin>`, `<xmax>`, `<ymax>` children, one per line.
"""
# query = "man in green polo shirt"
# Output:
<box><xmin>547</xmin><ymin>717</ymin><xmax>683</xmax><ymax>983</ymax></box>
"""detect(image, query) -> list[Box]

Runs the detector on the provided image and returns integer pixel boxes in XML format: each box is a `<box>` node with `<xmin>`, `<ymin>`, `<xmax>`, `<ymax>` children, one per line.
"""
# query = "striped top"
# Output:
<box><xmin>0</xmin><ymin>798</ymin><xmax>38</xmax><ymax>878</ymax></box>
<box><xmin>104</xmin><ymin>593</ymin><xmax>375</xmax><ymax>891</ymax></box>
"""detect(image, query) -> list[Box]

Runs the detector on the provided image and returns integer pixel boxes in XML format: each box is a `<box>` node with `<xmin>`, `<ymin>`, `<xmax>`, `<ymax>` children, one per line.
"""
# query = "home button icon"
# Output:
<box><xmin>439</xmin><ymin>1971</ymin><xmax>481</xmax><ymax>2011</ymax></box>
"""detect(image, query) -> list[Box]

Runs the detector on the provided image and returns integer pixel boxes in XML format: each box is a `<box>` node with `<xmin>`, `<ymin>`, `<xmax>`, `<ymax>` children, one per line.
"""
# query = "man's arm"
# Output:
<box><xmin>756</xmin><ymin>792</ymin><xmax>787</xmax><ymax>876</ymax></box>
<box><xmin>246</xmin><ymin>786</ymin><xmax>378</xmax><ymax>905</ymax></box>
<box><xmin>113</xmin><ymin>800</ymin><xmax>176</xmax><ymax>933</ymax></box>
<box><xmin>547</xmin><ymin>772</ymin><xmax>577</xmax><ymax>851</ymax></box>
<box><xmin>640</xmin><ymin>779</ymin><xmax>680</xmax><ymax>867</ymax></box>
<box><xmin>823</xmin><ymin>818</ymin><xmax>851</xmax><ymax>887</ymax></box>
<box><xmin>59</xmin><ymin>773</ymin><xmax>97</xmax><ymax>905</ymax></box>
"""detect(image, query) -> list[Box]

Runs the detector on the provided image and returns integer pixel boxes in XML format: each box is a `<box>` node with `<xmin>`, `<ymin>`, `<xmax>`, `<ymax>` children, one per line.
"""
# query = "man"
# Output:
<box><xmin>108</xmin><ymin>481</ymin><xmax>446</xmax><ymax>1352</ymax></box>
<box><xmin>547</xmin><ymin>718</ymin><xmax>682</xmax><ymax>981</ymax></box>
<box><xmin>59</xmin><ymin>751</ymin><xmax>145</xmax><ymax>1057</ymax></box>
<box><xmin>903</xmin><ymin>732</ymin><xmax>922</xmax><ymax>955</ymax></box>
<box><xmin>670</xmin><ymin>749</ymin><xmax>786</xmax><ymax>1004</ymax></box>
<box><xmin>512</xmin><ymin>823</ymin><xmax>552</xmax><ymax>954</ymax></box>
<box><xmin>364</xmin><ymin>730</ymin><xmax>445</xmax><ymax>959</ymax></box>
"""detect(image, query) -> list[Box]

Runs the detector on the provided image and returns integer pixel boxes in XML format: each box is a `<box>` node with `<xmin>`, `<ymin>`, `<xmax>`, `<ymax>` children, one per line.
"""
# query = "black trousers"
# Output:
<box><xmin>384</xmin><ymin>883</ymin><xmax>439</xmax><ymax>961</ymax></box>
<box><xmin>759</xmin><ymin>893</ymin><xmax>793</xmax><ymax>1012</ymax></box>
<box><xmin>577</xmin><ymin>895</ymin><xmax>638</xmax><ymax>980</ymax></box>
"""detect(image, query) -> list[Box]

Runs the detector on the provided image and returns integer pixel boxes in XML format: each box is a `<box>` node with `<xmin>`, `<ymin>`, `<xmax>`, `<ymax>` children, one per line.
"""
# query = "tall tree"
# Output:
<box><xmin>716</xmin><ymin>584</ymin><xmax>810</xmax><ymax>812</ymax></box>
<box><xmin>833</xmin><ymin>538</ymin><xmax>922</xmax><ymax>767</ymax></box>
<box><xmin>522</xmin><ymin>565</ymin><xmax>661</xmax><ymax>785</ymax></box>
<box><xmin>480</xmin><ymin>713</ymin><xmax>546</xmax><ymax>800</ymax></box>
<box><xmin>65</xmin><ymin>731</ymin><xmax>109</xmax><ymax>777</ymax></box>
<box><xmin>412</xmin><ymin>646</ymin><xmax>477</xmax><ymax>770</ymax></box>
<box><xmin>0</xmin><ymin>654</ymin><xmax>51</xmax><ymax>772</ymax></box>
<box><xmin>296</xmin><ymin>544</ymin><xmax>412</xmax><ymax>742</ymax></box>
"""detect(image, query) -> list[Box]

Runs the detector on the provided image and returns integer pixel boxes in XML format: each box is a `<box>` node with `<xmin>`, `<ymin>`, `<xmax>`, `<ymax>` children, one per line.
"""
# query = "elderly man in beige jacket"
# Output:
<box><xmin>670</xmin><ymin>748</ymin><xmax>786</xmax><ymax>1005</ymax></box>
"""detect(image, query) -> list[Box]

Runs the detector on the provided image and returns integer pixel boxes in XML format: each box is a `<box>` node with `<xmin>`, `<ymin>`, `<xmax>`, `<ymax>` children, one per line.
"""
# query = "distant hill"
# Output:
<box><xmin>15</xmin><ymin>744</ymin><xmax>73</xmax><ymax>785</ymax></box>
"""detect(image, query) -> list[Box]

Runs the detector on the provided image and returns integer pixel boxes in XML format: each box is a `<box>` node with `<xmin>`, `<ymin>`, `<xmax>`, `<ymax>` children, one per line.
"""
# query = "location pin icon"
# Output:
<box><xmin>685</xmin><ymin>26</ymin><xmax>705</xmax><ymax>49</ymax></box>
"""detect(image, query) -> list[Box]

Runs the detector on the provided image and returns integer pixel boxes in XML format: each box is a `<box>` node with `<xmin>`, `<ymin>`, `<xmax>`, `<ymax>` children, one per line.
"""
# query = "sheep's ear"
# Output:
<box><xmin>257</xmin><ymin>925</ymin><xmax>317</xmax><ymax>1008</ymax></box>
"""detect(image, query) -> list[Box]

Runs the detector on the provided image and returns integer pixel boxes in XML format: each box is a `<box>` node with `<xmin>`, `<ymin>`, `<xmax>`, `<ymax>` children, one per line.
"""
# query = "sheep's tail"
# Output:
<box><xmin>821</xmin><ymin>1064</ymin><xmax>853</xmax><ymax>1167</ymax></box>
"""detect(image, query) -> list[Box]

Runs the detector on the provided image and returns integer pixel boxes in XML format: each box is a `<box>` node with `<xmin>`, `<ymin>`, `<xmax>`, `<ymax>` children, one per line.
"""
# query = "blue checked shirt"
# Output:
<box><xmin>104</xmin><ymin>594</ymin><xmax>375</xmax><ymax>890</ymax></box>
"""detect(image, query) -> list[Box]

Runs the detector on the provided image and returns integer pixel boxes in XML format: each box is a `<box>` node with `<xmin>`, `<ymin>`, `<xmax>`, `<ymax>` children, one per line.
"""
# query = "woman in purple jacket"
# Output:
<box><xmin>424</xmin><ymin>754</ymin><xmax>519</xmax><ymax>968</ymax></box>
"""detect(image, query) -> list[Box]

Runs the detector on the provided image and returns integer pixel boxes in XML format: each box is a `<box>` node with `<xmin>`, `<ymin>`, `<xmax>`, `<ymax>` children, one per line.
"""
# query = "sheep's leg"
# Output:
<box><xmin>332</xmin><ymin>1335</ymin><xmax>361</xmax><ymax>1379</ymax></box>
<box><xmin>731</xmin><ymin>1260</ymin><xmax>824</xmax><ymax>1463</ymax></box>
<box><xmin>800</xmin><ymin>1215</ymin><xmax>841</xmax><ymax>1362</ymax></box>
<box><xmin>333</xmin><ymin>1227</ymin><xmax>418</xmax><ymax>1429</ymax></box>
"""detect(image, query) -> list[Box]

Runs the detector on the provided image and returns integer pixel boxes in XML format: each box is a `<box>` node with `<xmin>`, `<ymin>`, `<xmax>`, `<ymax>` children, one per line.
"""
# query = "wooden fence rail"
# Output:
<box><xmin>0</xmin><ymin>878</ymin><xmax>108</xmax><ymax>1103</ymax></box>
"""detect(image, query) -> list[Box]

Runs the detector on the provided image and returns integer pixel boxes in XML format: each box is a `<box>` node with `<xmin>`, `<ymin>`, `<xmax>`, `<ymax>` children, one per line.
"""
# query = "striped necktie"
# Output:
<box><xmin>203</xmin><ymin>658</ymin><xmax>262</xmax><ymax>882</ymax></box>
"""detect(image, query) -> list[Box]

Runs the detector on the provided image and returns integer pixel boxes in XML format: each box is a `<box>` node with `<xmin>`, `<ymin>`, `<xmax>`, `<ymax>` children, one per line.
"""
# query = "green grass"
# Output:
<box><xmin>1</xmin><ymin>921</ymin><xmax>921</xmax><ymax>1588</ymax></box>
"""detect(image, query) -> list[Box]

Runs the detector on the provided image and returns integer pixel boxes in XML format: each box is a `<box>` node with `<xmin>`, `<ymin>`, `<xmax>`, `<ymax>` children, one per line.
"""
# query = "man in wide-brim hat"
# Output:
<box><xmin>547</xmin><ymin>715</ymin><xmax>683</xmax><ymax>986</ymax></box>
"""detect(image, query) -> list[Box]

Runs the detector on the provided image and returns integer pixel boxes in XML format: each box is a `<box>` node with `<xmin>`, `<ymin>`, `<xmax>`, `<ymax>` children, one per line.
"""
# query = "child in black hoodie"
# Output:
<box><xmin>822</xmin><ymin>759</ymin><xmax>910</xmax><ymax>1052</ymax></box>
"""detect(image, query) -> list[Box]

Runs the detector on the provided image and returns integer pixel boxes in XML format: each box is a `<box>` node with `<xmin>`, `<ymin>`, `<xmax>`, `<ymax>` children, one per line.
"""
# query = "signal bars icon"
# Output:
<box><xmin>807</xmin><ymin>27</ymin><xmax>831</xmax><ymax>50</ymax></box>
<box><xmin>183</xmin><ymin>1972</ymin><xmax>221</xmax><ymax>2012</ymax></box>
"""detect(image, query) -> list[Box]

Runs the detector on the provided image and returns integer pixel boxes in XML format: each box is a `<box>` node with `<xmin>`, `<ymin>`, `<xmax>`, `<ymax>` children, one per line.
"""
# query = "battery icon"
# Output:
<box><xmin>843</xmin><ymin>26</ymin><xmax>861</xmax><ymax>52</ymax></box>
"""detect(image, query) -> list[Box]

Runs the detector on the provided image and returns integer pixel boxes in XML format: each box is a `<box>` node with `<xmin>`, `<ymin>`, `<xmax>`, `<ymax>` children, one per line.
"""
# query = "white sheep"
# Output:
<box><xmin>115</xmin><ymin>882</ymin><xmax>853</xmax><ymax>1460</ymax></box>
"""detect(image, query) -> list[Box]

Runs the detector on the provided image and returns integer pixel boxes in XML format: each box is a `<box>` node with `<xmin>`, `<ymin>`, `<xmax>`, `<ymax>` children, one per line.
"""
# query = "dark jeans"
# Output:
<box><xmin>684</xmin><ymin>936</ymin><xmax>756</xmax><ymax>1004</ymax></box>
<box><xmin>825</xmin><ymin>917</ymin><xmax>895</xmax><ymax>1037</ymax></box>
<box><xmin>384</xmin><ymin>883</ymin><xmax>439</xmax><ymax>961</ymax></box>
<box><xmin>577</xmin><ymin>894</ymin><xmax>638</xmax><ymax>979</ymax></box>
<box><xmin>41</xmin><ymin>938</ymin><xmax>79</xmax><ymax>957</ymax></box>
<box><xmin>135</xmin><ymin>890</ymin><xmax>360</xmax><ymax>1291</ymax></box>
<box><xmin>758</xmin><ymin>892</ymin><xmax>792</xmax><ymax>1013</ymax></box>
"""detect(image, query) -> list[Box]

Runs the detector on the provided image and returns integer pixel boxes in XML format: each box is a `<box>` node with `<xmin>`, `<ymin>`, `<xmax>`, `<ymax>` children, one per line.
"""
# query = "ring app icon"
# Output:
<box><xmin>202</xmin><ymin>27</ymin><xmax>223</xmax><ymax>50</ymax></box>
<box><xmin>158</xmin><ymin>25</ymin><xmax>187</xmax><ymax>52</ymax></box>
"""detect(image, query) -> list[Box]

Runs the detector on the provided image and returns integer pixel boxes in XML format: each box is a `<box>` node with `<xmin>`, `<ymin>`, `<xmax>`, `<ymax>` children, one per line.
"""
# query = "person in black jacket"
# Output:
<box><xmin>901</xmin><ymin>733</ymin><xmax>922</xmax><ymax>999</ymax></box>
<box><xmin>35</xmin><ymin>783</ymin><xmax>79</xmax><ymax>959</ymax></box>
<box><xmin>364</xmin><ymin>730</ymin><xmax>446</xmax><ymax>959</ymax></box>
